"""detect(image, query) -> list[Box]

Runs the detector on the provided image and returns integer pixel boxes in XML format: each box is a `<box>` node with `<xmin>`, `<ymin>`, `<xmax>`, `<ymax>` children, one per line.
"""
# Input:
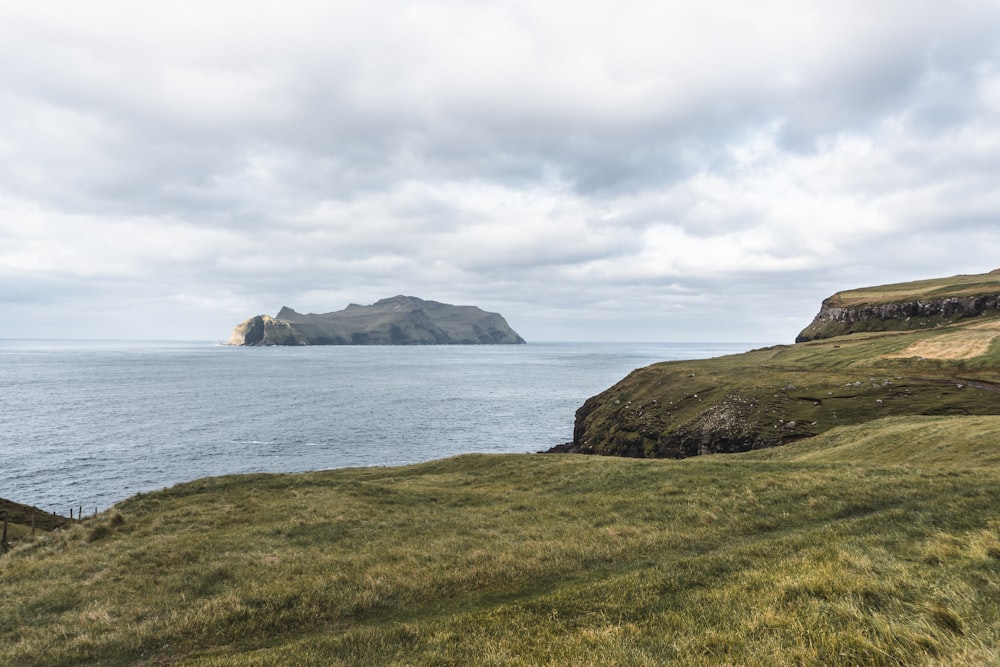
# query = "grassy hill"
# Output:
<box><xmin>1</xmin><ymin>499</ymin><xmax>74</xmax><ymax>551</ymax></box>
<box><xmin>4</xmin><ymin>272</ymin><xmax>1000</xmax><ymax>664</ymax></box>
<box><xmin>571</xmin><ymin>312</ymin><xmax>1000</xmax><ymax>458</ymax></box>
<box><xmin>795</xmin><ymin>270</ymin><xmax>1000</xmax><ymax>341</ymax></box>
<box><xmin>2</xmin><ymin>427</ymin><xmax>999</xmax><ymax>665</ymax></box>
<box><xmin>824</xmin><ymin>270</ymin><xmax>1000</xmax><ymax>307</ymax></box>
<box><xmin>0</xmin><ymin>498</ymin><xmax>73</xmax><ymax>533</ymax></box>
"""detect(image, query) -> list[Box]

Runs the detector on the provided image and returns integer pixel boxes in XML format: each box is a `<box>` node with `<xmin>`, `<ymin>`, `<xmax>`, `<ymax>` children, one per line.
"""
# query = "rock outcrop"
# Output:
<box><xmin>796</xmin><ymin>271</ymin><xmax>1000</xmax><ymax>342</ymax></box>
<box><xmin>226</xmin><ymin>296</ymin><xmax>525</xmax><ymax>346</ymax></box>
<box><xmin>226</xmin><ymin>314</ymin><xmax>304</xmax><ymax>346</ymax></box>
<box><xmin>796</xmin><ymin>294</ymin><xmax>1000</xmax><ymax>342</ymax></box>
<box><xmin>560</xmin><ymin>270</ymin><xmax>1000</xmax><ymax>459</ymax></box>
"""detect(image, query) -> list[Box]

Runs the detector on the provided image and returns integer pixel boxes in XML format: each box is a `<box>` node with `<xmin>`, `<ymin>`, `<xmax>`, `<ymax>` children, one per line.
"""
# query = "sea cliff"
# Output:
<box><xmin>795</xmin><ymin>270</ymin><xmax>1000</xmax><ymax>342</ymax></box>
<box><xmin>563</xmin><ymin>269</ymin><xmax>1000</xmax><ymax>458</ymax></box>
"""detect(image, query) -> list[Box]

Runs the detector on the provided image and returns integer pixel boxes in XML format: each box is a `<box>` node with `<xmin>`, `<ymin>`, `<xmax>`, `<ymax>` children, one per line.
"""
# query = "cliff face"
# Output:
<box><xmin>226</xmin><ymin>315</ymin><xmax>305</xmax><ymax>346</ymax></box>
<box><xmin>796</xmin><ymin>294</ymin><xmax>1000</xmax><ymax>342</ymax></box>
<box><xmin>226</xmin><ymin>296</ymin><xmax>525</xmax><ymax>346</ymax></box>
<box><xmin>563</xmin><ymin>270</ymin><xmax>1000</xmax><ymax>459</ymax></box>
<box><xmin>795</xmin><ymin>270</ymin><xmax>1000</xmax><ymax>342</ymax></box>
<box><xmin>566</xmin><ymin>329</ymin><xmax>1000</xmax><ymax>459</ymax></box>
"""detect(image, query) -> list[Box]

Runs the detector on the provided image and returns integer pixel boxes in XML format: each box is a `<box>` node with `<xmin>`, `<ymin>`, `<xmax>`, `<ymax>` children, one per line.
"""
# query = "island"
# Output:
<box><xmin>226</xmin><ymin>295</ymin><xmax>526</xmax><ymax>346</ymax></box>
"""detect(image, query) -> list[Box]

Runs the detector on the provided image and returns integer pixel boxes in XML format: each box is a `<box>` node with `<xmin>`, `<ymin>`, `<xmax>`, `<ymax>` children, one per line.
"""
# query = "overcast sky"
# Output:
<box><xmin>2</xmin><ymin>1</ymin><xmax>999</xmax><ymax>343</ymax></box>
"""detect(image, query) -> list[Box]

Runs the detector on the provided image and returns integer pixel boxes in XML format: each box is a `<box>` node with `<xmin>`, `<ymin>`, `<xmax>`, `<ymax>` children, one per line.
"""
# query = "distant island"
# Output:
<box><xmin>226</xmin><ymin>295</ymin><xmax>526</xmax><ymax>346</ymax></box>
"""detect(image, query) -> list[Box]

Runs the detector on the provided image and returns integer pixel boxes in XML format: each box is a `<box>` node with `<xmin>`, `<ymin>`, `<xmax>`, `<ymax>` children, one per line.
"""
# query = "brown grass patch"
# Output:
<box><xmin>883</xmin><ymin>326</ymin><xmax>1000</xmax><ymax>360</ymax></box>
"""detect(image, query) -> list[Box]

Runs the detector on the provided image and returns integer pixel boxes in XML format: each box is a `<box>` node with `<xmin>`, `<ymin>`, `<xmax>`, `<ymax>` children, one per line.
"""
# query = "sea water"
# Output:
<box><xmin>1</xmin><ymin>340</ymin><xmax>760</xmax><ymax>514</ymax></box>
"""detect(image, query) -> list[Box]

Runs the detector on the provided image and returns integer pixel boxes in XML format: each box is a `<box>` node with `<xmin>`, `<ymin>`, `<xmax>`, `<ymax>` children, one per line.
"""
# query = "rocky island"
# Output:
<box><xmin>559</xmin><ymin>269</ymin><xmax>1000</xmax><ymax>458</ymax></box>
<box><xmin>226</xmin><ymin>295</ymin><xmax>525</xmax><ymax>346</ymax></box>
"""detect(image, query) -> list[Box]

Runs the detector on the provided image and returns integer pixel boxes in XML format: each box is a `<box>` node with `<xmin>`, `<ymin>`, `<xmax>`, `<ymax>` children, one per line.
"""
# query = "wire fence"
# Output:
<box><xmin>1</xmin><ymin>502</ymin><xmax>85</xmax><ymax>554</ymax></box>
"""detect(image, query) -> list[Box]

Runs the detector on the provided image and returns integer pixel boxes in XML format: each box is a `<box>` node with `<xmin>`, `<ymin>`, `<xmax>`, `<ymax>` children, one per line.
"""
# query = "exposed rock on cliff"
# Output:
<box><xmin>227</xmin><ymin>296</ymin><xmax>525</xmax><ymax>346</ymax></box>
<box><xmin>227</xmin><ymin>315</ymin><xmax>304</xmax><ymax>346</ymax></box>
<box><xmin>796</xmin><ymin>271</ymin><xmax>1000</xmax><ymax>342</ymax></box>
<box><xmin>562</xmin><ymin>270</ymin><xmax>1000</xmax><ymax>459</ymax></box>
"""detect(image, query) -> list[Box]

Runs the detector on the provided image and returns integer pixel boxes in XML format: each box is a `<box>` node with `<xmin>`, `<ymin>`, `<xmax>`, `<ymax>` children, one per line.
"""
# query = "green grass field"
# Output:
<box><xmin>2</xmin><ymin>420</ymin><xmax>998</xmax><ymax>665</ymax></box>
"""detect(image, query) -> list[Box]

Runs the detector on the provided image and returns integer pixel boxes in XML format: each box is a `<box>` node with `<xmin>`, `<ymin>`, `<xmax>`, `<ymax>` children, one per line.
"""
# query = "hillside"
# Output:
<box><xmin>796</xmin><ymin>270</ymin><xmax>1000</xmax><ymax>342</ymax></box>
<box><xmin>2</xmin><ymin>434</ymin><xmax>998</xmax><ymax>665</ymax></box>
<box><xmin>4</xmin><ymin>270</ymin><xmax>1000</xmax><ymax>664</ymax></box>
<box><xmin>569</xmin><ymin>271</ymin><xmax>1000</xmax><ymax>458</ymax></box>
<box><xmin>226</xmin><ymin>296</ymin><xmax>525</xmax><ymax>345</ymax></box>
<box><xmin>0</xmin><ymin>499</ymin><xmax>73</xmax><ymax>552</ymax></box>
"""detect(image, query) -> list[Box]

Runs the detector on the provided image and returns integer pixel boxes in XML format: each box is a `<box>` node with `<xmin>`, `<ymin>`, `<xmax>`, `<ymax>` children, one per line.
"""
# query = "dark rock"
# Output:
<box><xmin>796</xmin><ymin>294</ymin><xmax>1000</xmax><ymax>342</ymax></box>
<box><xmin>542</xmin><ymin>442</ymin><xmax>584</xmax><ymax>454</ymax></box>
<box><xmin>568</xmin><ymin>270</ymin><xmax>1000</xmax><ymax>461</ymax></box>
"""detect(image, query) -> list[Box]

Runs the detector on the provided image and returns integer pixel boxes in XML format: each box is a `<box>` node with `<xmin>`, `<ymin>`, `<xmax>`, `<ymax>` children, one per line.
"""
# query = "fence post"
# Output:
<box><xmin>2</xmin><ymin>511</ymin><xmax>8</xmax><ymax>554</ymax></box>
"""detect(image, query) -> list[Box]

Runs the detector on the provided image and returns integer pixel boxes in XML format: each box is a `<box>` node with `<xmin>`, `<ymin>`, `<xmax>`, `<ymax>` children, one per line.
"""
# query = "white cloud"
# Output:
<box><xmin>1</xmin><ymin>1</ymin><xmax>999</xmax><ymax>341</ymax></box>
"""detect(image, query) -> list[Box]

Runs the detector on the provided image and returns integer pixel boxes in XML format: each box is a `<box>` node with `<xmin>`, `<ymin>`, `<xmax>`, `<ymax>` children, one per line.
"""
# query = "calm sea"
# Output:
<box><xmin>1</xmin><ymin>340</ymin><xmax>760</xmax><ymax>514</ymax></box>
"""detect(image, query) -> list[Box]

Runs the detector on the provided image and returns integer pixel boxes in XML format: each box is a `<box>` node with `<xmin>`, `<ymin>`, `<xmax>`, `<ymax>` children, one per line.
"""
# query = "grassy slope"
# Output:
<box><xmin>573</xmin><ymin>316</ymin><xmax>1000</xmax><ymax>457</ymax></box>
<box><xmin>2</xmin><ymin>429</ymin><xmax>999</xmax><ymax>666</ymax></box>
<box><xmin>5</xmin><ymin>275</ymin><xmax>999</xmax><ymax>664</ymax></box>
<box><xmin>0</xmin><ymin>498</ymin><xmax>74</xmax><ymax>534</ymax></box>
<box><xmin>827</xmin><ymin>271</ymin><xmax>1000</xmax><ymax>307</ymax></box>
<box><xmin>795</xmin><ymin>271</ymin><xmax>1000</xmax><ymax>341</ymax></box>
<box><xmin>742</xmin><ymin>415</ymin><xmax>1000</xmax><ymax>467</ymax></box>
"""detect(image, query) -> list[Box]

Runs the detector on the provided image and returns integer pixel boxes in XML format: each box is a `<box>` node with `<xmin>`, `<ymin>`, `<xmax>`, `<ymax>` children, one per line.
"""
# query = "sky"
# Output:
<box><xmin>2</xmin><ymin>1</ymin><xmax>1000</xmax><ymax>343</ymax></box>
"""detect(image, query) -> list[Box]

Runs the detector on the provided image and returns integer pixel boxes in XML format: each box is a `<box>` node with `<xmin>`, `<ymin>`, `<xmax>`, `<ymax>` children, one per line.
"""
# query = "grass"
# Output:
<box><xmin>1</xmin><ymin>499</ymin><xmax>74</xmax><ymax>554</ymax></box>
<box><xmin>742</xmin><ymin>415</ymin><xmax>1000</xmax><ymax>467</ymax></box>
<box><xmin>573</xmin><ymin>316</ymin><xmax>1000</xmax><ymax>457</ymax></box>
<box><xmin>2</xmin><ymin>427</ymin><xmax>999</xmax><ymax>665</ymax></box>
<box><xmin>1</xmin><ymin>498</ymin><xmax>74</xmax><ymax>533</ymax></box>
<box><xmin>793</xmin><ymin>269</ymin><xmax>1000</xmax><ymax>341</ymax></box>
<box><xmin>827</xmin><ymin>271</ymin><xmax>1000</xmax><ymax>307</ymax></box>
<box><xmin>5</xmin><ymin>272</ymin><xmax>1000</xmax><ymax>664</ymax></box>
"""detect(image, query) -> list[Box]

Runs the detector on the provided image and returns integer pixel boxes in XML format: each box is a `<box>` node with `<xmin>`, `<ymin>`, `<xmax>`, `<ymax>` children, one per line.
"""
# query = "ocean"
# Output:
<box><xmin>1</xmin><ymin>340</ymin><xmax>760</xmax><ymax>514</ymax></box>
